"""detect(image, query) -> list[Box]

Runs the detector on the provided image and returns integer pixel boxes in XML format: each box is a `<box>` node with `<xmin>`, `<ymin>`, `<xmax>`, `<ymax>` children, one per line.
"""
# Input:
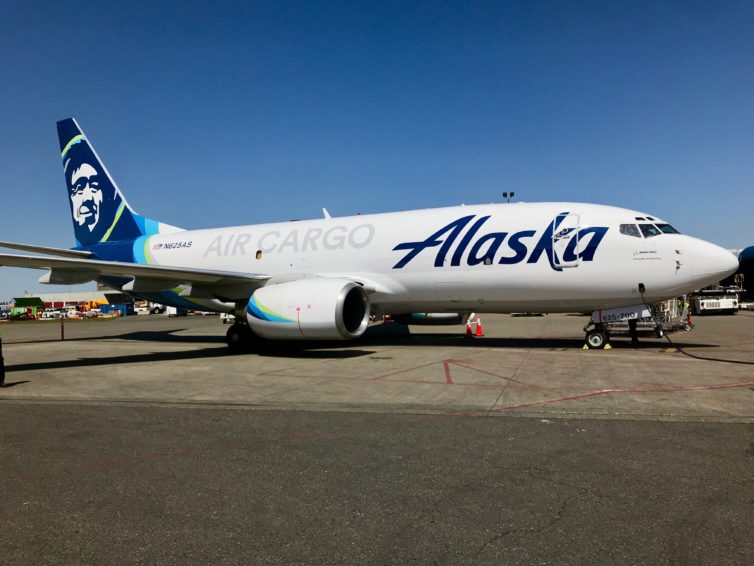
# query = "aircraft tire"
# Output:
<box><xmin>585</xmin><ymin>330</ymin><xmax>607</xmax><ymax>349</ymax></box>
<box><xmin>226</xmin><ymin>323</ymin><xmax>255</xmax><ymax>352</ymax></box>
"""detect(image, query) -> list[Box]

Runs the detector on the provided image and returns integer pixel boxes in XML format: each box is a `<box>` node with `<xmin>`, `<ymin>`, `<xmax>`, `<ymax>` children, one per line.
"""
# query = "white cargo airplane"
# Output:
<box><xmin>0</xmin><ymin>119</ymin><xmax>739</xmax><ymax>349</ymax></box>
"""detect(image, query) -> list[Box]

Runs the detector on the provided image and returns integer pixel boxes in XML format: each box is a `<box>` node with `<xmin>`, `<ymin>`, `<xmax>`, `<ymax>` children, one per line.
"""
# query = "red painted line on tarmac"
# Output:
<box><xmin>490</xmin><ymin>379</ymin><xmax>754</xmax><ymax>412</ymax></box>
<box><xmin>377</xmin><ymin>378</ymin><xmax>506</xmax><ymax>389</ymax></box>
<box><xmin>371</xmin><ymin>360</ymin><xmax>444</xmax><ymax>380</ymax></box>
<box><xmin>633</xmin><ymin>380</ymin><xmax>754</xmax><ymax>392</ymax></box>
<box><xmin>263</xmin><ymin>361</ymin><xmax>449</xmax><ymax>383</ymax></box>
<box><xmin>449</xmin><ymin>360</ymin><xmax>576</xmax><ymax>391</ymax></box>
<box><xmin>259</xmin><ymin>372</ymin><xmax>372</xmax><ymax>381</ymax></box>
<box><xmin>492</xmin><ymin>390</ymin><xmax>620</xmax><ymax>412</ymax></box>
<box><xmin>443</xmin><ymin>360</ymin><xmax>453</xmax><ymax>384</ymax></box>
<box><xmin>254</xmin><ymin>357</ymin><xmax>754</xmax><ymax>403</ymax></box>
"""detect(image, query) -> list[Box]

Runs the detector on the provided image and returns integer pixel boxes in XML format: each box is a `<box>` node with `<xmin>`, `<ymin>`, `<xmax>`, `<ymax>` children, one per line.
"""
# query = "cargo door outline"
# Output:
<box><xmin>552</xmin><ymin>213</ymin><xmax>580</xmax><ymax>268</ymax></box>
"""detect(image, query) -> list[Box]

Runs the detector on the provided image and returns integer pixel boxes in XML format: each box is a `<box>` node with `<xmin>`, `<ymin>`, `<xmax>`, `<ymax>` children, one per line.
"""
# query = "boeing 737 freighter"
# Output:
<box><xmin>0</xmin><ymin>119</ymin><xmax>740</xmax><ymax>349</ymax></box>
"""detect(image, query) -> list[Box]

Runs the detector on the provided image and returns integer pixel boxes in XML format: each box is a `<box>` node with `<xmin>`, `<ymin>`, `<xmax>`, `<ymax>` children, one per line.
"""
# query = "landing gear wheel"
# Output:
<box><xmin>226</xmin><ymin>323</ymin><xmax>254</xmax><ymax>352</ymax></box>
<box><xmin>585</xmin><ymin>330</ymin><xmax>608</xmax><ymax>349</ymax></box>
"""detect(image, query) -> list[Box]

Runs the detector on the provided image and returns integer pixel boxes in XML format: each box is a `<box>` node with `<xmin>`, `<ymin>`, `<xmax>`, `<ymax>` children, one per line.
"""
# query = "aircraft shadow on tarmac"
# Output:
<box><xmin>102</xmin><ymin>329</ymin><xmax>226</xmax><ymax>344</ymax></box>
<box><xmin>5</xmin><ymin>329</ymin><xmax>225</xmax><ymax>345</ymax></box>
<box><xmin>107</xmin><ymin>325</ymin><xmax>717</xmax><ymax>352</ymax></box>
<box><xmin>9</xmin><ymin>325</ymin><xmax>721</xmax><ymax>349</ymax></box>
<box><xmin>355</xmin><ymin>324</ymin><xmax>720</xmax><ymax>350</ymax></box>
<box><xmin>357</xmin><ymin>335</ymin><xmax>718</xmax><ymax>350</ymax></box>
<box><xmin>3</xmin><ymin>347</ymin><xmax>236</xmax><ymax>373</ymax></box>
<box><xmin>243</xmin><ymin>328</ymin><xmax>720</xmax><ymax>353</ymax></box>
<box><xmin>3</xmin><ymin>325</ymin><xmax>721</xmax><ymax>374</ymax></box>
<box><xmin>5</xmin><ymin>347</ymin><xmax>378</xmax><ymax>373</ymax></box>
<box><xmin>6</xmin><ymin>328</ymin><xmax>305</xmax><ymax>348</ymax></box>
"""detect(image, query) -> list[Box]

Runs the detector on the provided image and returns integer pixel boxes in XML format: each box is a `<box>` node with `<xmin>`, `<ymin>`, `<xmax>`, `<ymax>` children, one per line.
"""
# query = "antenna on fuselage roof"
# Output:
<box><xmin>322</xmin><ymin>208</ymin><xmax>331</xmax><ymax>219</ymax></box>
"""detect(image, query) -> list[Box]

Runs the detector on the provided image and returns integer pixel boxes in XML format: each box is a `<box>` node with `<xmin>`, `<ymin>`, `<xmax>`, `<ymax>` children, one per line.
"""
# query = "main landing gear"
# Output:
<box><xmin>226</xmin><ymin>322</ymin><xmax>259</xmax><ymax>352</ymax></box>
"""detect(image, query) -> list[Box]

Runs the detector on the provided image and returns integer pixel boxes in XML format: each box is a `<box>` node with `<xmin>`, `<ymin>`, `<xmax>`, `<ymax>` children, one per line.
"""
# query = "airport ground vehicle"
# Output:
<box><xmin>40</xmin><ymin>309</ymin><xmax>63</xmax><ymax>319</ymax></box>
<box><xmin>691</xmin><ymin>286</ymin><xmax>741</xmax><ymax>315</ymax></box>
<box><xmin>99</xmin><ymin>303</ymin><xmax>135</xmax><ymax>316</ymax></box>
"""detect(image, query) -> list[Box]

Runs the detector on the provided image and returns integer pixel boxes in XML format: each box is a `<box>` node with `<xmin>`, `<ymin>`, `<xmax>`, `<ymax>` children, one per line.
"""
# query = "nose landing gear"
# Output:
<box><xmin>584</xmin><ymin>324</ymin><xmax>610</xmax><ymax>349</ymax></box>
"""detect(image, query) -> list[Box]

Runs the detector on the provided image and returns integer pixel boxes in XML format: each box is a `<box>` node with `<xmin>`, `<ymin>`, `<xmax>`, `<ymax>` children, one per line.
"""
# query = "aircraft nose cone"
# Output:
<box><xmin>689</xmin><ymin>239</ymin><xmax>739</xmax><ymax>289</ymax></box>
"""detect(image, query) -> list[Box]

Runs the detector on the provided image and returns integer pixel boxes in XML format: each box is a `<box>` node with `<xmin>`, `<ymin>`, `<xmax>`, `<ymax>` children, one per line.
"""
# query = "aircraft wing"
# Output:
<box><xmin>0</xmin><ymin>253</ymin><xmax>268</xmax><ymax>298</ymax></box>
<box><xmin>0</xmin><ymin>241</ymin><xmax>93</xmax><ymax>258</ymax></box>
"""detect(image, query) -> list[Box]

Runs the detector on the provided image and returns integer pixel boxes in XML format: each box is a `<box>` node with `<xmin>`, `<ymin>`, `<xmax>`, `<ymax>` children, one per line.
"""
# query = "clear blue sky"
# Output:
<box><xmin>1</xmin><ymin>1</ymin><xmax>753</xmax><ymax>299</ymax></box>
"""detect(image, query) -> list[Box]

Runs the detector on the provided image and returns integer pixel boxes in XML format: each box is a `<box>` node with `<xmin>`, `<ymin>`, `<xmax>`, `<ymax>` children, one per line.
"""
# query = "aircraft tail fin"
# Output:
<box><xmin>57</xmin><ymin>118</ymin><xmax>182</xmax><ymax>247</ymax></box>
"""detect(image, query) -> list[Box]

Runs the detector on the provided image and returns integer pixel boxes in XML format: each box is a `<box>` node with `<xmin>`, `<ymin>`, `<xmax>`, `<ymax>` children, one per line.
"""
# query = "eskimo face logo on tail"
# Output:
<box><xmin>69</xmin><ymin>162</ymin><xmax>103</xmax><ymax>231</ymax></box>
<box><xmin>391</xmin><ymin>214</ymin><xmax>608</xmax><ymax>270</ymax></box>
<box><xmin>61</xmin><ymin>134</ymin><xmax>122</xmax><ymax>245</ymax></box>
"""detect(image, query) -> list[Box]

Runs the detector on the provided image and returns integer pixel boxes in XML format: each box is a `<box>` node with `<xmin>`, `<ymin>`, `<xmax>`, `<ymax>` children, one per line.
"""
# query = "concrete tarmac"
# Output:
<box><xmin>1</xmin><ymin>313</ymin><xmax>753</xmax><ymax>564</ymax></box>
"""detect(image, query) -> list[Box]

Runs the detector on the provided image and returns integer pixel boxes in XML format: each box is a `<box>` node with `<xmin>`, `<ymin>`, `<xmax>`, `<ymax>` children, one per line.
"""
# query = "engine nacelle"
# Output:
<box><xmin>246</xmin><ymin>278</ymin><xmax>370</xmax><ymax>340</ymax></box>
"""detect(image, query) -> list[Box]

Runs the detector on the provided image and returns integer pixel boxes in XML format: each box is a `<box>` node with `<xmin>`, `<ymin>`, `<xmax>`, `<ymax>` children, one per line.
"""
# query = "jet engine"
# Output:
<box><xmin>245</xmin><ymin>278</ymin><xmax>370</xmax><ymax>340</ymax></box>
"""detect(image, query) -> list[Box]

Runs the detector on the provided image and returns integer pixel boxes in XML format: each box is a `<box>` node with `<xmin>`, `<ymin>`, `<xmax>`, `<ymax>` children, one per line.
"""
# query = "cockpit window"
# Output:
<box><xmin>655</xmin><ymin>223</ymin><xmax>680</xmax><ymax>234</ymax></box>
<box><xmin>639</xmin><ymin>223</ymin><xmax>662</xmax><ymax>238</ymax></box>
<box><xmin>619</xmin><ymin>224</ymin><xmax>641</xmax><ymax>237</ymax></box>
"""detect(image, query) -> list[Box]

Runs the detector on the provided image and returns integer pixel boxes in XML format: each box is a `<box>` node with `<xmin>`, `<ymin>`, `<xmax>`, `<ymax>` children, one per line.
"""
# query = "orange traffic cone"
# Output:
<box><xmin>475</xmin><ymin>319</ymin><xmax>484</xmax><ymax>337</ymax></box>
<box><xmin>465</xmin><ymin>323</ymin><xmax>474</xmax><ymax>338</ymax></box>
